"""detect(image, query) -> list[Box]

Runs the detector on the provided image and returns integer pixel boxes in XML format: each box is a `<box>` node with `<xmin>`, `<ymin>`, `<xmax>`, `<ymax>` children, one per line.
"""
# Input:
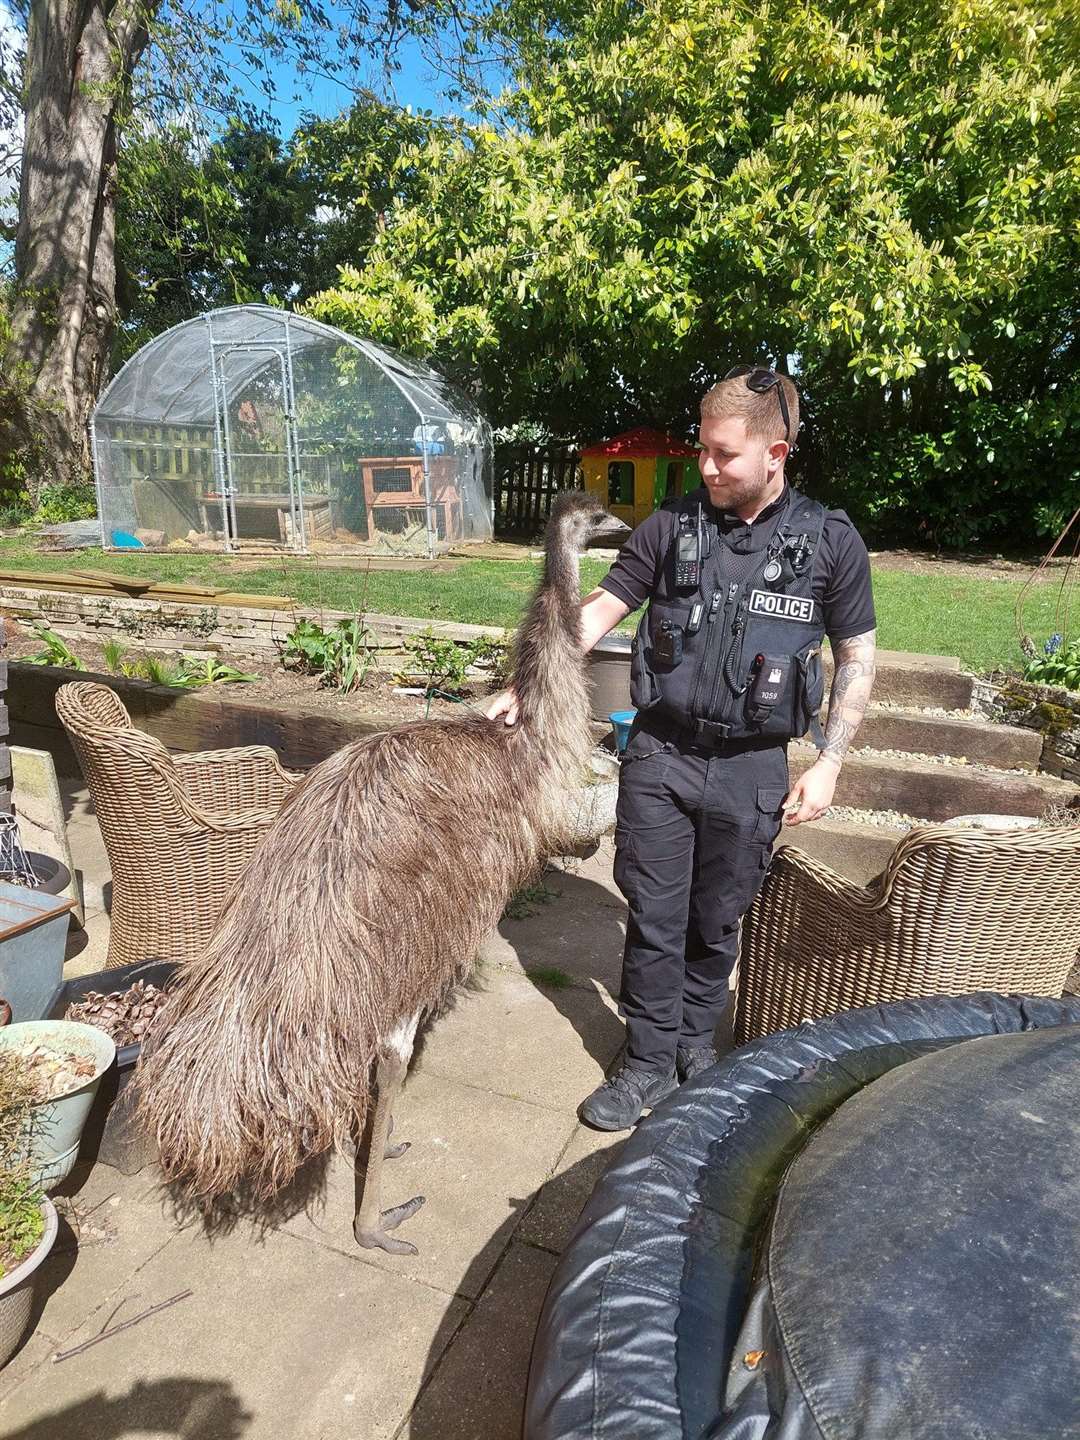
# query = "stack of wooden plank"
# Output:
<box><xmin>0</xmin><ymin>570</ymin><xmax>294</xmax><ymax>611</ymax></box>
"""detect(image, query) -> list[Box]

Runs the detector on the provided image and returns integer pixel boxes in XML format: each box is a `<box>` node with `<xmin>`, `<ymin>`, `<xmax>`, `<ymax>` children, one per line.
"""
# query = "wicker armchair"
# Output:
<box><xmin>735</xmin><ymin>823</ymin><xmax>1080</xmax><ymax>1044</ymax></box>
<box><xmin>56</xmin><ymin>681</ymin><xmax>301</xmax><ymax>968</ymax></box>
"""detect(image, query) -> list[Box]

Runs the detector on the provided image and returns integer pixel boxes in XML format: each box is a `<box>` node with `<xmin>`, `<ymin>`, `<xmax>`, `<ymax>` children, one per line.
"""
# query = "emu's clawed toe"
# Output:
<box><xmin>384</xmin><ymin>1140</ymin><xmax>410</xmax><ymax>1159</ymax></box>
<box><xmin>354</xmin><ymin>1195</ymin><xmax>426</xmax><ymax>1254</ymax></box>
<box><xmin>383</xmin><ymin>1115</ymin><xmax>410</xmax><ymax>1160</ymax></box>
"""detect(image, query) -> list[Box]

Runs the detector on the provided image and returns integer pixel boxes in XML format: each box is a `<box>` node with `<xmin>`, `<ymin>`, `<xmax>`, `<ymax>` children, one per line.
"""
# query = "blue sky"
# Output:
<box><xmin>0</xmin><ymin>0</ymin><xmax>488</xmax><ymax>266</ymax></box>
<box><xmin>228</xmin><ymin>32</ymin><xmax>462</xmax><ymax>136</ymax></box>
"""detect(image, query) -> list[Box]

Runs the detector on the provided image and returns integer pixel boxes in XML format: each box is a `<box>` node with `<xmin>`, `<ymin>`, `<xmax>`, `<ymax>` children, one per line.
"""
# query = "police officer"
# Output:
<box><xmin>488</xmin><ymin>367</ymin><xmax>877</xmax><ymax>1130</ymax></box>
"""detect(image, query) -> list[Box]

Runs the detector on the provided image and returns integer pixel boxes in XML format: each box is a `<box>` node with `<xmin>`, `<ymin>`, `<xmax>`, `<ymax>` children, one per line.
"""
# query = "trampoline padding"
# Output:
<box><xmin>720</xmin><ymin>1025</ymin><xmax>1080</xmax><ymax>1439</ymax></box>
<box><xmin>524</xmin><ymin>994</ymin><xmax>1080</xmax><ymax>1440</ymax></box>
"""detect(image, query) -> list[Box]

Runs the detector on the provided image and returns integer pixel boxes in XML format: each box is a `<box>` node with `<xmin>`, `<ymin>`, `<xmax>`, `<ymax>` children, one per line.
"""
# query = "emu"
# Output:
<box><xmin>137</xmin><ymin>491</ymin><xmax>627</xmax><ymax>1253</ymax></box>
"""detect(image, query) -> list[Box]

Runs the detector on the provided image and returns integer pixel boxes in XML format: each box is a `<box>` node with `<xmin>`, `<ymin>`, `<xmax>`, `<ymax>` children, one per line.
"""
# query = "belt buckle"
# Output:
<box><xmin>692</xmin><ymin>719</ymin><xmax>731</xmax><ymax>750</ymax></box>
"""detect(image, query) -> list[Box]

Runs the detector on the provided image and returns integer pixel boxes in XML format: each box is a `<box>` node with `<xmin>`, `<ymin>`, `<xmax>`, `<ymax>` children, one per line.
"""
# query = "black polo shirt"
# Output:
<box><xmin>599</xmin><ymin>485</ymin><xmax>876</xmax><ymax>643</ymax></box>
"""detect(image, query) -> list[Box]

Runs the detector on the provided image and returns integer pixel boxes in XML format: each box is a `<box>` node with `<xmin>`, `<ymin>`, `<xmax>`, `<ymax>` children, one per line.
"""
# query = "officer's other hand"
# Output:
<box><xmin>782</xmin><ymin>758</ymin><xmax>839</xmax><ymax>826</ymax></box>
<box><xmin>486</xmin><ymin>688</ymin><xmax>520</xmax><ymax>726</ymax></box>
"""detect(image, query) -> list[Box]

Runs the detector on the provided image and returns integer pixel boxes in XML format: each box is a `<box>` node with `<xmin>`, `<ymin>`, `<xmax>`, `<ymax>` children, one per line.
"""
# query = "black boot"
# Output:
<box><xmin>676</xmin><ymin>1044</ymin><xmax>719</xmax><ymax>1083</ymax></box>
<box><xmin>579</xmin><ymin>1063</ymin><xmax>678</xmax><ymax>1131</ymax></box>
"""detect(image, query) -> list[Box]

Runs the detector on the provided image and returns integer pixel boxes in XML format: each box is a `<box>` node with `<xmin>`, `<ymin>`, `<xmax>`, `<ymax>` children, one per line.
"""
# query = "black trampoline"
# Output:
<box><xmin>525</xmin><ymin>993</ymin><xmax>1080</xmax><ymax>1440</ymax></box>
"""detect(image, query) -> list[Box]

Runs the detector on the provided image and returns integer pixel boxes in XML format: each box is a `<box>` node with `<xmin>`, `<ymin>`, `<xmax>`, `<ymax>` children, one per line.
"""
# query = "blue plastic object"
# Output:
<box><xmin>609</xmin><ymin>708</ymin><xmax>637</xmax><ymax>753</ymax></box>
<box><xmin>0</xmin><ymin>881</ymin><xmax>73</xmax><ymax>1022</ymax></box>
<box><xmin>110</xmin><ymin>529</ymin><xmax>144</xmax><ymax>548</ymax></box>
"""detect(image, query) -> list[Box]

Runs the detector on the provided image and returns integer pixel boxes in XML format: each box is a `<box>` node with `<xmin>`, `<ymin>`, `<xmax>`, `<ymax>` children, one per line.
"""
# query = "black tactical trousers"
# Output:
<box><xmin>613</xmin><ymin>722</ymin><xmax>789</xmax><ymax>1073</ymax></box>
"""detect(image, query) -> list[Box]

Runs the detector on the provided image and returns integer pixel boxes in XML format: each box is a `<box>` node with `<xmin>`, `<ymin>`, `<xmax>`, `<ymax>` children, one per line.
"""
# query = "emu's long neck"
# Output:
<box><xmin>511</xmin><ymin>526</ymin><xmax>591</xmax><ymax>788</ymax></box>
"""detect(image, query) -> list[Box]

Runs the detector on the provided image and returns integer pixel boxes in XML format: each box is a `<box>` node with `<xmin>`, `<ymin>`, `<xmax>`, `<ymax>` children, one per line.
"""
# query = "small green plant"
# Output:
<box><xmin>527</xmin><ymin>965</ymin><xmax>574</xmax><ymax>990</ymax></box>
<box><xmin>25</xmin><ymin>626</ymin><xmax>87</xmax><ymax>670</ymax></box>
<box><xmin>0</xmin><ymin>1050</ymin><xmax>45</xmax><ymax>1278</ymax></box>
<box><xmin>0</xmin><ymin>490</ymin><xmax>32</xmax><ymax>528</ymax></box>
<box><xmin>1023</xmin><ymin>635</ymin><xmax>1080</xmax><ymax>692</ymax></box>
<box><xmin>175</xmin><ymin>657</ymin><xmax>259</xmax><ymax>688</ymax></box>
<box><xmin>30</xmin><ymin>482</ymin><xmax>97</xmax><ymax>526</ymax></box>
<box><xmin>102</xmin><ymin>639</ymin><xmax>127</xmax><ymax>673</ymax></box>
<box><xmin>398</xmin><ymin>632</ymin><xmax>510</xmax><ymax>699</ymax></box>
<box><xmin>140</xmin><ymin>654</ymin><xmax>183</xmax><ymax>687</ymax></box>
<box><xmin>281</xmin><ymin>617</ymin><xmax>375</xmax><ymax>694</ymax></box>
<box><xmin>502</xmin><ymin>871</ymin><xmax>562</xmax><ymax>920</ymax></box>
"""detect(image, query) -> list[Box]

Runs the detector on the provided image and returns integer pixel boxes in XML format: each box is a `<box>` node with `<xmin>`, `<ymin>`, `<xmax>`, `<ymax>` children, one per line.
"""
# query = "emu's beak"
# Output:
<box><xmin>593</xmin><ymin>514</ymin><xmax>633</xmax><ymax>545</ymax></box>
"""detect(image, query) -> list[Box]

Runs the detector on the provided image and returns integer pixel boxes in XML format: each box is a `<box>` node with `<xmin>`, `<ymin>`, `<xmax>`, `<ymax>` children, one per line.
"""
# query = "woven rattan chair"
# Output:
<box><xmin>735</xmin><ymin>823</ymin><xmax>1080</xmax><ymax>1044</ymax></box>
<box><xmin>56</xmin><ymin>681</ymin><xmax>301</xmax><ymax>968</ymax></box>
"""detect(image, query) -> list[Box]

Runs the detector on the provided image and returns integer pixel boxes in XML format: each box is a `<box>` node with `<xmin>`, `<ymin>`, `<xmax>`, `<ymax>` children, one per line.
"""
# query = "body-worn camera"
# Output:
<box><xmin>654</xmin><ymin>619</ymin><xmax>684</xmax><ymax>668</ymax></box>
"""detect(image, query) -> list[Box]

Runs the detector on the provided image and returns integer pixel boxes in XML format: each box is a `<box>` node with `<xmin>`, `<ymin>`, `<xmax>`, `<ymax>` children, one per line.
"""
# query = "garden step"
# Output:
<box><xmin>854</xmin><ymin>707</ymin><xmax>1042</xmax><ymax>771</ymax></box>
<box><xmin>820</xmin><ymin>650</ymin><xmax>974</xmax><ymax>711</ymax></box>
<box><xmin>775</xmin><ymin>816</ymin><xmax>907</xmax><ymax>886</ymax></box>
<box><xmin>790</xmin><ymin>743</ymin><xmax>1076</xmax><ymax>822</ymax></box>
<box><xmin>586</xmin><ymin>638</ymin><xmax>974</xmax><ymax>721</ymax></box>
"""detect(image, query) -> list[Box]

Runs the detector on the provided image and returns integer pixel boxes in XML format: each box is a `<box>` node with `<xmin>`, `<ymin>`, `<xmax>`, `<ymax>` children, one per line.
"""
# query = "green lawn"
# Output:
<box><xmin>0</xmin><ymin>536</ymin><xmax>1062</xmax><ymax>674</ymax></box>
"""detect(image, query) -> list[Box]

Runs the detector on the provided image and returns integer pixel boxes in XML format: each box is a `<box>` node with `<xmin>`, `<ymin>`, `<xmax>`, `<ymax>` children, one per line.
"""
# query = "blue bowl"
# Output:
<box><xmin>110</xmin><ymin>529</ymin><xmax>144</xmax><ymax>549</ymax></box>
<box><xmin>609</xmin><ymin>708</ymin><xmax>637</xmax><ymax>753</ymax></box>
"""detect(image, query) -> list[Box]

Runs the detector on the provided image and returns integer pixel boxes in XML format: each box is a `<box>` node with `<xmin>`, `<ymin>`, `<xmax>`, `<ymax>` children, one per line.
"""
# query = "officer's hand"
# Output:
<box><xmin>485</xmin><ymin>688</ymin><xmax>520</xmax><ymax>726</ymax></box>
<box><xmin>782</xmin><ymin>758</ymin><xmax>839</xmax><ymax>826</ymax></box>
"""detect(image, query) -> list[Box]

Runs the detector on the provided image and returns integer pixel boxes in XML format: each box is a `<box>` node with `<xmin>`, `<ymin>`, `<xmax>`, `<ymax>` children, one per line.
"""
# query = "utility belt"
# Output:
<box><xmin>635</xmin><ymin>712</ymin><xmax>789</xmax><ymax>755</ymax></box>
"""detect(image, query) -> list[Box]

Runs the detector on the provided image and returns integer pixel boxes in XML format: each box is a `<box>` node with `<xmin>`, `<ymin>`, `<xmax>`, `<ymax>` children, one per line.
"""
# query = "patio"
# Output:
<box><xmin>2</xmin><ymin>784</ymin><xmax>636</xmax><ymax>1439</ymax></box>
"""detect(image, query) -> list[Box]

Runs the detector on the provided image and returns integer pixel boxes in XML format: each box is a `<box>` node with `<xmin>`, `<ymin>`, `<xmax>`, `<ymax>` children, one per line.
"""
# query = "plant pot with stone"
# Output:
<box><xmin>0</xmin><ymin>1021</ymin><xmax>116</xmax><ymax>1190</ymax></box>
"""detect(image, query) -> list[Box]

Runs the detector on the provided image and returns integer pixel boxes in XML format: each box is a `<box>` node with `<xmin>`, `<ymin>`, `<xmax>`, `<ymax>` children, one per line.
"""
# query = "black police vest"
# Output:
<box><xmin>629</xmin><ymin>486</ymin><xmax>827</xmax><ymax>741</ymax></box>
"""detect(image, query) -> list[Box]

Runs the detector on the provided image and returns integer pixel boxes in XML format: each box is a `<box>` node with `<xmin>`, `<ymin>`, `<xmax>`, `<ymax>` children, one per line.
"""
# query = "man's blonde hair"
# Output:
<box><xmin>700</xmin><ymin>372</ymin><xmax>799</xmax><ymax>447</ymax></box>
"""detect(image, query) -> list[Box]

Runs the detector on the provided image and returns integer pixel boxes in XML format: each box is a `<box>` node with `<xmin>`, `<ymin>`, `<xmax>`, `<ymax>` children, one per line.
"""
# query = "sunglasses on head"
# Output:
<box><xmin>724</xmin><ymin>364</ymin><xmax>791</xmax><ymax>444</ymax></box>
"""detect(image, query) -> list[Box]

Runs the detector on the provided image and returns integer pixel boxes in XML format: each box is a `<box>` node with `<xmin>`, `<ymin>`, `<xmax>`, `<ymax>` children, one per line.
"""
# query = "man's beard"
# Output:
<box><xmin>707</xmin><ymin>453</ymin><xmax>772</xmax><ymax>512</ymax></box>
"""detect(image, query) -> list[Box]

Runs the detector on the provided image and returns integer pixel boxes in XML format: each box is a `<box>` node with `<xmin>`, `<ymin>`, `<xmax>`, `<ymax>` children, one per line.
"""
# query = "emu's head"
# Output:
<box><xmin>547</xmin><ymin>490</ymin><xmax>632</xmax><ymax>553</ymax></box>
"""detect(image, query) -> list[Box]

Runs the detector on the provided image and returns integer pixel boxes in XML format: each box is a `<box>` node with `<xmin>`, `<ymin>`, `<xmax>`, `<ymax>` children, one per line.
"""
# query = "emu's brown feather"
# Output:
<box><xmin>136</xmin><ymin>492</ymin><xmax>603</xmax><ymax>1199</ymax></box>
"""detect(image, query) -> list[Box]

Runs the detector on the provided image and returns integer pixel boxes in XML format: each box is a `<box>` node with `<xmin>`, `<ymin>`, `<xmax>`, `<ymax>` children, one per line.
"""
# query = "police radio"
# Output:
<box><xmin>675</xmin><ymin>506</ymin><xmax>706</xmax><ymax>589</ymax></box>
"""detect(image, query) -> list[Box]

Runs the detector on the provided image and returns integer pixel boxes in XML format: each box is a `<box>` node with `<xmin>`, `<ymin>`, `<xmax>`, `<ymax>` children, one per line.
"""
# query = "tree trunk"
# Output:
<box><xmin>8</xmin><ymin>0</ymin><xmax>149</xmax><ymax>496</ymax></box>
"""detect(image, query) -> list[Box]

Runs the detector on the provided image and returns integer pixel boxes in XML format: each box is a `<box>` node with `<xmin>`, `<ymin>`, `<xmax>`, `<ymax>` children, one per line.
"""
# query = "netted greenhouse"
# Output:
<box><xmin>92</xmin><ymin>305</ymin><xmax>494</xmax><ymax>556</ymax></box>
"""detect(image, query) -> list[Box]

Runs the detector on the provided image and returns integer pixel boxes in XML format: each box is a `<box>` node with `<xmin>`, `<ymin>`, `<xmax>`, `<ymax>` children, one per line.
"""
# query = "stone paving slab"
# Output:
<box><xmin>415</xmin><ymin>969</ymin><xmax>625</xmax><ymax>1114</ymax></box>
<box><xmin>17</xmin><ymin>1163</ymin><xmax>175</xmax><ymax>1356</ymax></box>
<box><xmin>518</xmin><ymin>1123</ymin><xmax>628</xmax><ymax>1254</ymax></box>
<box><xmin>281</xmin><ymin>1068</ymin><xmax>575</xmax><ymax>1300</ymax></box>
<box><xmin>63</xmin><ymin>907</ymin><xmax>110</xmax><ymax>975</ymax></box>
<box><xmin>2</xmin><ymin>1221</ymin><xmax>467</xmax><ymax>1440</ymax></box>
<box><xmin>491</xmin><ymin>842</ymin><xmax>627</xmax><ymax>997</ymax></box>
<box><xmin>402</xmin><ymin>1241</ymin><xmax>560</xmax><ymax>1440</ymax></box>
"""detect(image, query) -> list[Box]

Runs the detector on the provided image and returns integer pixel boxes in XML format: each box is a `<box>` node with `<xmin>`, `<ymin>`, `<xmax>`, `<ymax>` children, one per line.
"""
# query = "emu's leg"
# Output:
<box><xmin>354</xmin><ymin>1018</ymin><xmax>424</xmax><ymax>1255</ymax></box>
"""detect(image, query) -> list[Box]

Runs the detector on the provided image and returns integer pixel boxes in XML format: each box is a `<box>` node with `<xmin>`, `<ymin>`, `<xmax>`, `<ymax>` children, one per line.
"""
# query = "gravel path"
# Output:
<box><xmin>824</xmin><ymin>805</ymin><xmax>931</xmax><ymax>829</ymax></box>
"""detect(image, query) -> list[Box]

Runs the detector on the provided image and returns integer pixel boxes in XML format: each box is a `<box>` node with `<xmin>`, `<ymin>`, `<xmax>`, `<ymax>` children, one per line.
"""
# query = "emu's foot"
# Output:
<box><xmin>384</xmin><ymin>1116</ymin><xmax>410</xmax><ymax>1160</ymax></box>
<box><xmin>353</xmin><ymin>1195</ymin><xmax>426</xmax><ymax>1256</ymax></box>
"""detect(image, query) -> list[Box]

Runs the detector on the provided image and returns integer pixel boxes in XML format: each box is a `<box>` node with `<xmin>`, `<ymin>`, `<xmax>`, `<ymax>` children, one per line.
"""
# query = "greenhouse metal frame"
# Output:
<box><xmin>92</xmin><ymin>305</ymin><xmax>494</xmax><ymax>558</ymax></box>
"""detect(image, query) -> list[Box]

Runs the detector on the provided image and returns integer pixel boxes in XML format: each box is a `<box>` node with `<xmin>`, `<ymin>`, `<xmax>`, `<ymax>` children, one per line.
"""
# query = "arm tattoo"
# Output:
<box><xmin>820</xmin><ymin>628</ymin><xmax>877</xmax><ymax>767</ymax></box>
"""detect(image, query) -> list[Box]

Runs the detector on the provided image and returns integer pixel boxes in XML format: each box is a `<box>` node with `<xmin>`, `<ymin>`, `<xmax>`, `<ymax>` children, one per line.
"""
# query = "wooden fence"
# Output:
<box><xmin>493</xmin><ymin>443</ymin><xmax>581</xmax><ymax>536</ymax></box>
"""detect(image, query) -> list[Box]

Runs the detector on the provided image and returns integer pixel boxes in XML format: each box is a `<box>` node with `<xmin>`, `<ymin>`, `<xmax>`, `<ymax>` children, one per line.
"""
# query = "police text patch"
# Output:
<box><xmin>749</xmin><ymin>590</ymin><xmax>815</xmax><ymax>624</ymax></box>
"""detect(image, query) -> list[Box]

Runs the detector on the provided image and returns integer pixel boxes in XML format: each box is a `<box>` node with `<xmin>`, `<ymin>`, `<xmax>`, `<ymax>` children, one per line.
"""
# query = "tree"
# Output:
<box><xmin>0</xmin><ymin>0</ymin><xmax>480</xmax><ymax>497</ymax></box>
<box><xmin>307</xmin><ymin>0</ymin><xmax>1080</xmax><ymax>545</ymax></box>
<box><xmin>114</xmin><ymin>120</ymin><xmax>317</xmax><ymax>361</ymax></box>
<box><xmin>111</xmin><ymin>102</ymin><xmax>443</xmax><ymax>364</ymax></box>
<box><xmin>7</xmin><ymin>0</ymin><xmax>149</xmax><ymax>491</ymax></box>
